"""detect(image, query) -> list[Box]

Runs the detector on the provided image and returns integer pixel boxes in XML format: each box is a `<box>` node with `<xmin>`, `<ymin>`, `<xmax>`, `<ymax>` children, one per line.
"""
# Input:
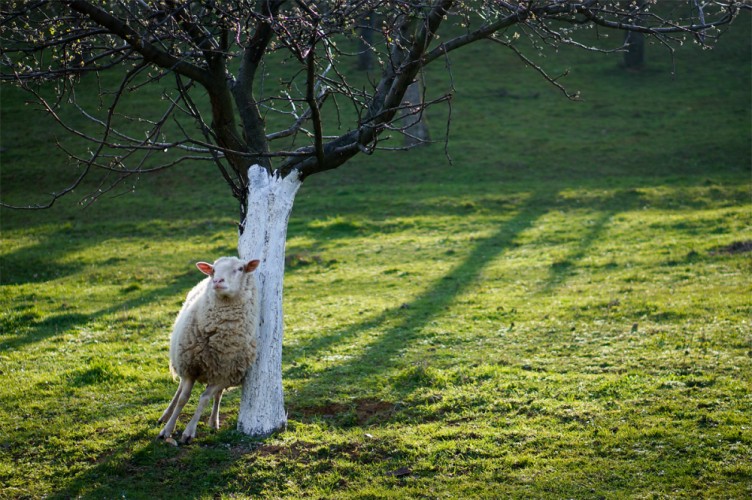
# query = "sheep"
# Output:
<box><xmin>157</xmin><ymin>256</ymin><xmax>260</xmax><ymax>443</ymax></box>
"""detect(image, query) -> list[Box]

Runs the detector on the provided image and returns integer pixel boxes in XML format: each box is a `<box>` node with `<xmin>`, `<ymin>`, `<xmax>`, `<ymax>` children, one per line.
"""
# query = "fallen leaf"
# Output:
<box><xmin>387</xmin><ymin>466</ymin><xmax>412</xmax><ymax>478</ymax></box>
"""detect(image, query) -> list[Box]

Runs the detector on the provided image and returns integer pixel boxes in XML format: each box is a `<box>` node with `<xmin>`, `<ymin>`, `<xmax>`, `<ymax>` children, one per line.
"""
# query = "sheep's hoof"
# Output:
<box><xmin>164</xmin><ymin>437</ymin><xmax>179</xmax><ymax>447</ymax></box>
<box><xmin>180</xmin><ymin>433</ymin><xmax>194</xmax><ymax>444</ymax></box>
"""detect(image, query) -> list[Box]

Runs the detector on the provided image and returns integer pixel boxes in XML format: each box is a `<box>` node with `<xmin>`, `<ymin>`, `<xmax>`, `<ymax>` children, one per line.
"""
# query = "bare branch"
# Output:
<box><xmin>578</xmin><ymin>1</ymin><xmax>739</xmax><ymax>36</ymax></box>
<box><xmin>305</xmin><ymin>34</ymin><xmax>325</xmax><ymax>169</ymax></box>
<box><xmin>0</xmin><ymin>156</ymin><xmax>91</xmax><ymax>210</ymax></box>
<box><xmin>489</xmin><ymin>38</ymin><xmax>580</xmax><ymax>101</ymax></box>
<box><xmin>64</xmin><ymin>0</ymin><xmax>213</xmax><ymax>86</ymax></box>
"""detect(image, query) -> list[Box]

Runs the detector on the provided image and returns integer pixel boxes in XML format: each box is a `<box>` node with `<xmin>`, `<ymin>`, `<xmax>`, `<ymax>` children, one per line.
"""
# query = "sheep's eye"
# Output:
<box><xmin>237</xmin><ymin>267</ymin><xmax>243</xmax><ymax>272</ymax></box>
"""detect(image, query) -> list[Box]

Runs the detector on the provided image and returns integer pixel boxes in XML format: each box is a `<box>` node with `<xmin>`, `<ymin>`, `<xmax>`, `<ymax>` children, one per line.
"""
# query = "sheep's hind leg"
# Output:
<box><xmin>209</xmin><ymin>388</ymin><xmax>225</xmax><ymax>430</ymax></box>
<box><xmin>181</xmin><ymin>384</ymin><xmax>223</xmax><ymax>443</ymax></box>
<box><xmin>158</xmin><ymin>379</ymin><xmax>184</xmax><ymax>424</ymax></box>
<box><xmin>158</xmin><ymin>378</ymin><xmax>195</xmax><ymax>439</ymax></box>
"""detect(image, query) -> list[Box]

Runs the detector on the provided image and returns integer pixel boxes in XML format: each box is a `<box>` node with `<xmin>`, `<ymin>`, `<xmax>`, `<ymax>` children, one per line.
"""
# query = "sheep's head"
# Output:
<box><xmin>196</xmin><ymin>257</ymin><xmax>260</xmax><ymax>299</ymax></box>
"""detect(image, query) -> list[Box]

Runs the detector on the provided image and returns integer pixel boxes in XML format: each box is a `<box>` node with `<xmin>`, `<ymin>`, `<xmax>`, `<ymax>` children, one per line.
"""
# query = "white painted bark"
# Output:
<box><xmin>236</xmin><ymin>165</ymin><xmax>301</xmax><ymax>437</ymax></box>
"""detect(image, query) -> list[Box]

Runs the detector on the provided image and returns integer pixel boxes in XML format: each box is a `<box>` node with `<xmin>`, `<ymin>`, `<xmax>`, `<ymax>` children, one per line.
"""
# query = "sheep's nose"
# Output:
<box><xmin>214</xmin><ymin>278</ymin><xmax>225</xmax><ymax>284</ymax></box>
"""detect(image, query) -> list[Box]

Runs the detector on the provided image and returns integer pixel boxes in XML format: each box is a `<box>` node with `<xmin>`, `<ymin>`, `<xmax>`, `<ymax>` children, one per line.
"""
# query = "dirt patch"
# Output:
<box><xmin>355</xmin><ymin>400</ymin><xmax>396</xmax><ymax>424</ymax></box>
<box><xmin>711</xmin><ymin>240</ymin><xmax>752</xmax><ymax>255</ymax></box>
<box><xmin>289</xmin><ymin>398</ymin><xmax>396</xmax><ymax>425</ymax></box>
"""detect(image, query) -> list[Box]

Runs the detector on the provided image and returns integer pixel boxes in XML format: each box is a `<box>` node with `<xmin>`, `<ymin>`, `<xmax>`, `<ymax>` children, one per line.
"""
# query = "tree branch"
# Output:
<box><xmin>65</xmin><ymin>0</ymin><xmax>212</xmax><ymax>86</ymax></box>
<box><xmin>280</xmin><ymin>0</ymin><xmax>455</xmax><ymax>179</ymax></box>
<box><xmin>305</xmin><ymin>34</ymin><xmax>325</xmax><ymax>170</ymax></box>
<box><xmin>230</xmin><ymin>0</ymin><xmax>286</xmax><ymax>172</ymax></box>
<box><xmin>578</xmin><ymin>2</ymin><xmax>739</xmax><ymax>36</ymax></box>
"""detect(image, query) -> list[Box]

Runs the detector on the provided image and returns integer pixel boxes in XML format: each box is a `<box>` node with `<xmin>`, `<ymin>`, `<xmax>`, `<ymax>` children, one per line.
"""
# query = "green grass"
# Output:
<box><xmin>2</xmin><ymin>17</ymin><xmax>751</xmax><ymax>499</ymax></box>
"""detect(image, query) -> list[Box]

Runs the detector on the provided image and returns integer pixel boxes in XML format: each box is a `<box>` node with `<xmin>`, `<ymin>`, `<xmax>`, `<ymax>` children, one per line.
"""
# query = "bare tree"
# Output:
<box><xmin>1</xmin><ymin>0</ymin><xmax>747</xmax><ymax>437</ymax></box>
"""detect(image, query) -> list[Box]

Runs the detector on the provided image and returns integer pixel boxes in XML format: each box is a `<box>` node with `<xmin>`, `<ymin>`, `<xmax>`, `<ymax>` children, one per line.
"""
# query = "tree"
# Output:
<box><xmin>1</xmin><ymin>0</ymin><xmax>747</xmax><ymax>437</ymax></box>
<box><xmin>623</xmin><ymin>0</ymin><xmax>647</xmax><ymax>69</ymax></box>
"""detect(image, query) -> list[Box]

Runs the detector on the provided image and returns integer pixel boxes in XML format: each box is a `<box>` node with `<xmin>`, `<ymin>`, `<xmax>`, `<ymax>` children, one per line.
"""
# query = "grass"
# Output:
<box><xmin>1</xmin><ymin>16</ymin><xmax>751</xmax><ymax>499</ymax></box>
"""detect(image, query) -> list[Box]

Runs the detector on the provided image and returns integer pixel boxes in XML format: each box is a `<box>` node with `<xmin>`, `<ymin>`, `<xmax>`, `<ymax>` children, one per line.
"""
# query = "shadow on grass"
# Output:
<box><xmin>285</xmin><ymin>187</ymin><xmax>663</xmax><ymax>411</ymax></box>
<box><xmin>52</xmin><ymin>428</ymin><xmax>233</xmax><ymax>499</ymax></box>
<box><xmin>12</xmin><ymin>180</ymin><xmax>749</xmax><ymax>497</ymax></box>
<box><xmin>537</xmin><ymin>193</ymin><xmax>630</xmax><ymax>295</ymax></box>
<box><xmin>0</xmin><ymin>226</ymin><xmax>88</xmax><ymax>285</ymax></box>
<box><xmin>289</xmin><ymin>189</ymin><xmax>559</xmax><ymax>403</ymax></box>
<box><xmin>45</xmin><ymin>190</ymin><xmax>558</xmax><ymax>499</ymax></box>
<box><xmin>0</xmin><ymin>269</ymin><xmax>197</xmax><ymax>351</ymax></box>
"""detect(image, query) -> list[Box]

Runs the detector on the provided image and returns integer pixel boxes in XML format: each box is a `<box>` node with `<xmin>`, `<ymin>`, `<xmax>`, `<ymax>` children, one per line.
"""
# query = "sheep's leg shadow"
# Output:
<box><xmin>181</xmin><ymin>384</ymin><xmax>223</xmax><ymax>443</ymax></box>
<box><xmin>158</xmin><ymin>378</ymin><xmax>195</xmax><ymax>439</ymax></box>
<box><xmin>209</xmin><ymin>389</ymin><xmax>224</xmax><ymax>430</ymax></box>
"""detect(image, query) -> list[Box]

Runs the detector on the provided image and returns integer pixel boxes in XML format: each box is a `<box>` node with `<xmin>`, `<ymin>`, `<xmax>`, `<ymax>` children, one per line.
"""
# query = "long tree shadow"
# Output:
<box><xmin>32</xmin><ymin>180</ymin><xmax>741</xmax><ymax>498</ymax></box>
<box><xmin>535</xmin><ymin>188</ymin><xmax>648</xmax><ymax>297</ymax></box>
<box><xmin>287</xmin><ymin>187</ymin><xmax>662</xmax><ymax>414</ymax></box>
<box><xmin>0</xmin><ymin>269</ymin><xmax>197</xmax><ymax>351</ymax></box>
<box><xmin>48</xmin><ymin>189</ymin><xmax>559</xmax><ymax>498</ymax></box>
<box><xmin>0</xmin><ymin>226</ymin><xmax>88</xmax><ymax>285</ymax></box>
<box><xmin>14</xmin><ymin>180</ymin><xmax>736</xmax><ymax>498</ymax></box>
<box><xmin>289</xmin><ymin>189</ymin><xmax>558</xmax><ymax>406</ymax></box>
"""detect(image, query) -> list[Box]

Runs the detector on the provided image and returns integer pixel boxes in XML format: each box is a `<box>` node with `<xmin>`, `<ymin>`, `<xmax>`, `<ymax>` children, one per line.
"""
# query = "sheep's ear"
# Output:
<box><xmin>196</xmin><ymin>262</ymin><xmax>214</xmax><ymax>276</ymax></box>
<box><xmin>244</xmin><ymin>259</ymin><xmax>260</xmax><ymax>273</ymax></box>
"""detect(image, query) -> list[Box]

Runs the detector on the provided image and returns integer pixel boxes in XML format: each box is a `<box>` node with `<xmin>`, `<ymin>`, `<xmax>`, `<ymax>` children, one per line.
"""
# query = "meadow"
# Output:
<box><xmin>1</xmin><ymin>15</ymin><xmax>751</xmax><ymax>499</ymax></box>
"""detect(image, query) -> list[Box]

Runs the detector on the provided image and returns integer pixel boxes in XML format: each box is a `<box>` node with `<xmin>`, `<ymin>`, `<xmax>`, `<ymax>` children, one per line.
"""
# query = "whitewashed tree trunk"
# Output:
<box><xmin>236</xmin><ymin>165</ymin><xmax>301</xmax><ymax>437</ymax></box>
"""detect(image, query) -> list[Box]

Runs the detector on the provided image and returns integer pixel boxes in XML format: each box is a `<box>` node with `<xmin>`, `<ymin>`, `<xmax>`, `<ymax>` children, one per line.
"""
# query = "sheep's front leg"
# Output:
<box><xmin>209</xmin><ymin>389</ymin><xmax>225</xmax><ymax>430</ymax></box>
<box><xmin>181</xmin><ymin>384</ymin><xmax>223</xmax><ymax>443</ymax></box>
<box><xmin>158</xmin><ymin>379</ymin><xmax>184</xmax><ymax>424</ymax></box>
<box><xmin>158</xmin><ymin>378</ymin><xmax>195</xmax><ymax>439</ymax></box>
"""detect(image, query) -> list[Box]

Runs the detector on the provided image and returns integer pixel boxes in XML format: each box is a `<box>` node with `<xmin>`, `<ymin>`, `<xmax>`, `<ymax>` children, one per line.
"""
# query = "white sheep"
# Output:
<box><xmin>158</xmin><ymin>256</ymin><xmax>260</xmax><ymax>443</ymax></box>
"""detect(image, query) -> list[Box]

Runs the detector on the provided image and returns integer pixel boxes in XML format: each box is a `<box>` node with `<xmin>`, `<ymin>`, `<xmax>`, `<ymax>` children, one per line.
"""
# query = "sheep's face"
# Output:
<box><xmin>196</xmin><ymin>257</ymin><xmax>260</xmax><ymax>299</ymax></box>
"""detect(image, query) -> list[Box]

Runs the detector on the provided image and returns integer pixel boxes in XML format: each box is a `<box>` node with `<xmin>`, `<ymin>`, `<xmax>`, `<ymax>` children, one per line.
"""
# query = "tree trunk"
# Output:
<box><xmin>235</xmin><ymin>165</ymin><xmax>301</xmax><ymax>437</ymax></box>
<box><xmin>357</xmin><ymin>14</ymin><xmax>375</xmax><ymax>71</ymax></box>
<box><xmin>623</xmin><ymin>30</ymin><xmax>645</xmax><ymax>69</ymax></box>
<box><xmin>623</xmin><ymin>0</ymin><xmax>646</xmax><ymax>70</ymax></box>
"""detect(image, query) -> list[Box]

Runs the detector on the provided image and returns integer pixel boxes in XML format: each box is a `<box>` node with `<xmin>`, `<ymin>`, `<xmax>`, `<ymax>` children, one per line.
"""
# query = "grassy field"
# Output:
<box><xmin>1</xmin><ymin>15</ymin><xmax>751</xmax><ymax>499</ymax></box>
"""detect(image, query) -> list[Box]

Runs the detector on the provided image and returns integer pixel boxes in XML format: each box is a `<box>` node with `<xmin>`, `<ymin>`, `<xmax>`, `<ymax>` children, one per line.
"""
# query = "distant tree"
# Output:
<box><xmin>1</xmin><ymin>0</ymin><xmax>747</xmax><ymax>437</ymax></box>
<box><xmin>398</xmin><ymin>75</ymin><xmax>431</xmax><ymax>147</ymax></box>
<box><xmin>623</xmin><ymin>0</ymin><xmax>647</xmax><ymax>69</ymax></box>
<box><xmin>357</xmin><ymin>12</ymin><xmax>376</xmax><ymax>71</ymax></box>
